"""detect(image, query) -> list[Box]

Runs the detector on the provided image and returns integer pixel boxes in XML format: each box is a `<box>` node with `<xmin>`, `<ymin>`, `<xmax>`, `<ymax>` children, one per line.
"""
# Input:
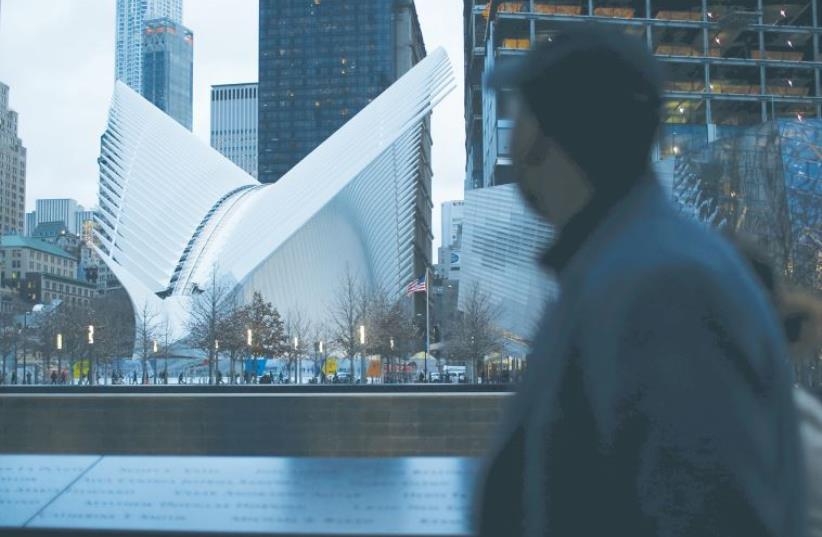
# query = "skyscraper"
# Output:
<box><xmin>258</xmin><ymin>0</ymin><xmax>427</xmax><ymax>182</ymax></box>
<box><xmin>258</xmin><ymin>0</ymin><xmax>433</xmax><ymax>309</ymax></box>
<box><xmin>211</xmin><ymin>83</ymin><xmax>258</xmax><ymax>177</ymax></box>
<box><xmin>115</xmin><ymin>0</ymin><xmax>183</xmax><ymax>92</ymax></box>
<box><xmin>437</xmin><ymin>200</ymin><xmax>464</xmax><ymax>281</ymax></box>
<box><xmin>440</xmin><ymin>201</ymin><xmax>464</xmax><ymax>252</ymax></box>
<box><xmin>24</xmin><ymin>212</ymin><xmax>36</xmax><ymax>237</ymax></box>
<box><xmin>142</xmin><ymin>17</ymin><xmax>194</xmax><ymax>130</ymax></box>
<box><xmin>35</xmin><ymin>198</ymin><xmax>80</xmax><ymax>234</ymax></box>
<box><xmin>0</xmin><ymin>82</ymin><xmax>26</xmax><ymax>236</ymax></box>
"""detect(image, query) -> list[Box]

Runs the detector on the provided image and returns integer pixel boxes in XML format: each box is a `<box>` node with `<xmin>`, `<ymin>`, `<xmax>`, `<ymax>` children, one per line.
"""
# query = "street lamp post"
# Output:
<box><xmin>21</xmin><ymin>312</ymin><xmax>28</xmax><ymax>384</ymax></box>
<box><xmin>246</xmin><ymin>328</ymin><xmax>253</xmax><ymax>384</ymax></box>
<box><xmin>152</xmin><ymin>340</ymin><xmax>158</xmax><ymax>384</ymax></box>
<box><xmin>359</xmin><ymin>324</ymin><xmax>366</xmax><ymax>384</ymax></box>
<box><xmin>163</xmin><ymin>333</ymin><xmax>169</xmax><ymax>385</ymax></box>
<box><xmin>318</xmin><ymin>340</ymin><xmax>324</xmax><ymax>383</ymax></box>
<box><xmin>471</xmin><ymin>335</ymin><xmax>477</xmax><ymax>384</ymax></box>
<box><xmin>214</xmin><ymin>339</ymin><xmax>221</xmax><ymax>384</ymax></box>
<box><xmin>389</xmin><ymin>337</ymin><xmax>395</xmax><ymax>384</ymax></box>
<box><xmin>293</xmin><ymin>336</ymin><xmax>299</xmax><ymax>384</ymax></box>
<box><xmin>87</xmin><ymin>324</ymin><xmax>94</xmax><ymax>385</ymax></box>
<box><xmin>56</xmin><ymin>333</ymin><xmax>63</xmax><ymax>384</ymax></box>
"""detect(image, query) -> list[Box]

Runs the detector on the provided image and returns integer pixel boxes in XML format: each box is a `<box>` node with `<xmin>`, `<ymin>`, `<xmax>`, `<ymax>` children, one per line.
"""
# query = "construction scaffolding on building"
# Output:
<box><xmin>465</xmin><ymin>0</ymin><xmax>822</xmax><ymax>189</ymax></box>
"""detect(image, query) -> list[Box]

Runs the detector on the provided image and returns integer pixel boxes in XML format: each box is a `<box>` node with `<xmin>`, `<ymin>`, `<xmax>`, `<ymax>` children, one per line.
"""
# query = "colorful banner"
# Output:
<box><xmin>322</xmin><ymin>358</ymin><xmax>337</xmax><ymax>376</ymax></box>
<box><xmin>72</xmin><ymin>360</ymin><xmax>90</xmax><ymax>379</ymax></box>
<box><xmin>243</xmin><ymin>358</ymin><xmax>266</xmax><ymax>376</ymax></box>
<box><xmin>366</xmin><ymin>358</ymin><xmax>381</xmax><ymax>378</ymax></box>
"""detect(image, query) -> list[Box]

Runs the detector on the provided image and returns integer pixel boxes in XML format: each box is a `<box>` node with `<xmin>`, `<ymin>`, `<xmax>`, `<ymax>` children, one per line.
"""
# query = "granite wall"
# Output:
<box><xmin>0</xmin><ymin>387</ymin><xmax>511</xmax><ymax>456</ymax></box>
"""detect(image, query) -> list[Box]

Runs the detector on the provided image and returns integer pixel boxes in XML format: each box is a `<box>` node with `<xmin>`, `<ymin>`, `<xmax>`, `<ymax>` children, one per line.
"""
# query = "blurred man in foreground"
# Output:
<box><xmin>476</xmin><ymin>25</ymin><xmax>804</xmax><ymax>537</ymax></box>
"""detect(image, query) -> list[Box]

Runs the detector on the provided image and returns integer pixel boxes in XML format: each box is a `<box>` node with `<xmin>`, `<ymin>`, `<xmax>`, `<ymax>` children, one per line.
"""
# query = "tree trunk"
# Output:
<box><xmin>208</xmin><ymin>349</ymin><xmax>214</xmax><ymax>385</ymax></box>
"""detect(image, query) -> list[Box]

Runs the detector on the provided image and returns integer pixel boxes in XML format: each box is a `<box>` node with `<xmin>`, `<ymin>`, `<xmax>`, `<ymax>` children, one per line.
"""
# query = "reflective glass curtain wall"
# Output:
<box><xmin>142</xmin><ymin>18</ymin><xmax>194</xmax><ymax>130</ymax></box>
<box><xmin>258</xmin><ymin>0</ymin><xmax>415</xmax><ymax>182</ymax></box>
<box><xmin>672</xmin><ymin>119</ymin><xmax>822</xmax><ymax>293</ymax></box>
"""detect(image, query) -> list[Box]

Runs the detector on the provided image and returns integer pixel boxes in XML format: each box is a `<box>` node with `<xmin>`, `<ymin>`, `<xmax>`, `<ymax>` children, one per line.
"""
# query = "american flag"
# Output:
<box><xmin>405</xmin><ymin>274</ymin><xmax>427</xmax><ymax>296</ymax></box>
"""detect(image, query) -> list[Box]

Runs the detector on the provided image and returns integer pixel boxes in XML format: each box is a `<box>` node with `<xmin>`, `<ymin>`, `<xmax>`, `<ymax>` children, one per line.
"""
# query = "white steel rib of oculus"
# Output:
<box><xmin>95</xmin><ymin>48</ymin><xmax>455</xmax><ymax>340</ymax></box>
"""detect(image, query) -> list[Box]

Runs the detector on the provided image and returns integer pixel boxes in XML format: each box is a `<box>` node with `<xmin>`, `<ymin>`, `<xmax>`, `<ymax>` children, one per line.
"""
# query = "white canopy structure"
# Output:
<box><xmin>95</xmin><ymin>48</ymin><xmax>455</xmax><ymax>338</ymax></box>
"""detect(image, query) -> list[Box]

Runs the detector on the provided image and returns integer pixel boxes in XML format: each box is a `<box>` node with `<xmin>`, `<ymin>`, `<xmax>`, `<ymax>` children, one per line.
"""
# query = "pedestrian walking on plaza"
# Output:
<box><xmin>11</xmin><ymin>371</ymin><xmax>17</xmax><ymax>384</ymax></box>
<box><xmin>132</xmin><ymin>370</ymin><xmax>137</xmax><ymax>385</ymax></box>
<box><xmin>475</xmin><ymin>25</ymin><xmax>803</xmax><ymax>537</ymax></box>
<box><xmin>50</xmin><ymin>370</ymin><xmax>57</xmax><ymax>384</ymax></box>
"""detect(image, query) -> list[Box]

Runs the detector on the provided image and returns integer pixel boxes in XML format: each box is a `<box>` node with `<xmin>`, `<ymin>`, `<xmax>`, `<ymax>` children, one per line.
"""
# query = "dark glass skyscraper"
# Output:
<box><xmin>142</xmin><ymin>17</ymin><xmax>194</xmax><ymax>130</ymax></box>
<box><xmin>258</xmin><ymin>0</ymin><xmax>426</xmax><ymax>182</ymax></box>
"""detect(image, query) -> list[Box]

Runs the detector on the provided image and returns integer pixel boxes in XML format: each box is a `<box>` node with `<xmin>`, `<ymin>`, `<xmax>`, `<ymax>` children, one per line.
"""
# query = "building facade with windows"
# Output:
<box><xmin>258</xmin><ymin>0</ymin><xmax>428</xmax><ymax>182</ymax></box>
<box><xmin>75</xmin><ymin>210</ymin><xmax>96</xmax><ymax>241</ymax></box>
<box><xmin>465</xmin><ymin>0</ymin><xmax>822</xmax><ymax>190</ymax></box>
<box><xmin>258</xmin><ymin>0</ymin><xmax>434</xmax><ymax>315</ymax></box>
<box><xmin>437</xmin><ymin>200</ymin><xmax>465</xmax><ymax>281</ymax></box>
<box><xmin>142</xmin><ymin>17</ymin><xmax>194</xmax><ymax>130</ymax></box>
<box><xmin>116</xmin><ymin>0</ymin><xmax>183</xmax><ymax>92</ymax></box>
<box><xmin>35</xmin><ymin>199</ymin><xmax>80</xmax><ymax>235</ymax></box>
<box><xmin>0</xmin><ymin>82</ymin><xmax>26</xmax><ymax>236</ymax></box>
<box><xmin>0</xmin><ymin>235</ymin><xmax>93</xmax><ymax>307</ymax></box>
<box><xmin>24</xmin><ymin>212</ymin><xmax>36</xmax><ymax>237</ymax></box>
<box><xmin>460</xmin><ymin>0</ymin><xmax>821</xmax><ymax>342</ymax></box>
<box><xmin>459</xmin><ymin>184</ymin><xmax>555</xmax><ymax>340</ymax></box>
<box><xmin>210</xmin><ymin>83</ymin><xmax>258</xmax><ymax>177</ymax></box>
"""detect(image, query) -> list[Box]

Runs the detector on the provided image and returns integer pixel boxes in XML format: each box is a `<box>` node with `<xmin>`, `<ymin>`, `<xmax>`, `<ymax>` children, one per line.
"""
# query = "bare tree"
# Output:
<box><xmin>156</xmin><ymin>315</ymin><xmax>178</xmax><ymax>384</ymax></box>
<box><xmin>284</xmin><ymin>308</ymin><xmax>312</xmax><ymax>383</ymax></box>
<box><xmin>330</xmin><ymin>268</ymin><xmax>366</xmax><ymax>383</ymax></box>
<box><xmin>0</xmin><ymin>308</ymin><xmax>15</xmax><ymax>383</ymax></box>
<box><xmin>218</xmin><ymin>302</ymin><xmax>248</xmax><ymax>384</ymax></box>
<box><xmin>31</xmin><ymin>305</ymin><xmax>61</xmax><ymax>383</ymax></box>
<box><xmin>447</xmin><ymin>283</ymin><xmax>503</xmax><ymax>383</ymax></box>
<box><xmin>363</xmin><ymin>290</ymin><xmax>415</xmax><ymax>383</ymax></box>
<box><xmin>53</xmin><ymin>304</ymin><xmax>87</xmax><ymax>384</ymax></box>
<box><xmin>188</xmin><ymin>265</ymin><xmax>235</xmax><ymax>384</ymax></box>
<box><xmin>135</xmin><ymin>300</ymin><xmax>159</xmax><ymax>384</ymax></box>
<box><xmin>89</xmin><ymin>290</ymin><xmax>134</xmax><ymax>383</ymax></box>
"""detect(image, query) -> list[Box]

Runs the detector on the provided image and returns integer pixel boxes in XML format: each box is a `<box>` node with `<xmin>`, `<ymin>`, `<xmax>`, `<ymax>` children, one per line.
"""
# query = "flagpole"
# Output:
<box><xmin>424</xmin><ymin>267</ymin><xmax>430</xmax><ymax>382</ymax></box>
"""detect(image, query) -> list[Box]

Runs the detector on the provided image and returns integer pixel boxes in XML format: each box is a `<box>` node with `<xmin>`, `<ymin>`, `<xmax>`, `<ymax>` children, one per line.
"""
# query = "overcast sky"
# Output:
<box><xmin>0</xmin><ymin>0</ymin><xmax>465</xmax><ymax>250</ymax></box>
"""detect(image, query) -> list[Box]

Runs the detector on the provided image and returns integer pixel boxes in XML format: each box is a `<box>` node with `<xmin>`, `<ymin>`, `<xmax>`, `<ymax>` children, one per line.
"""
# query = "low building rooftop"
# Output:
<box><xmin>0</xmin><ymin>235</ymin><xmax>76</xmax><ymax>261</ymax></box>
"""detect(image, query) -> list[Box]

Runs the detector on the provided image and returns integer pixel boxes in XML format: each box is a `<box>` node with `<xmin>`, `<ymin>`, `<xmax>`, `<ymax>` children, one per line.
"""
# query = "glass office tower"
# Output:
<box><xmin>116</xmin><ymin>0</ymin><xmax>183</xmax><ymax>92</ymax></box>
<box><xmin>142</xmin><ymin>18</ymin><xmax>194</xmax><ymax>130</ymax></box>
<box><xmin>258</xmin><ymin>0</ymin><xmax>427</xmax><ymax>182</ymax></box>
